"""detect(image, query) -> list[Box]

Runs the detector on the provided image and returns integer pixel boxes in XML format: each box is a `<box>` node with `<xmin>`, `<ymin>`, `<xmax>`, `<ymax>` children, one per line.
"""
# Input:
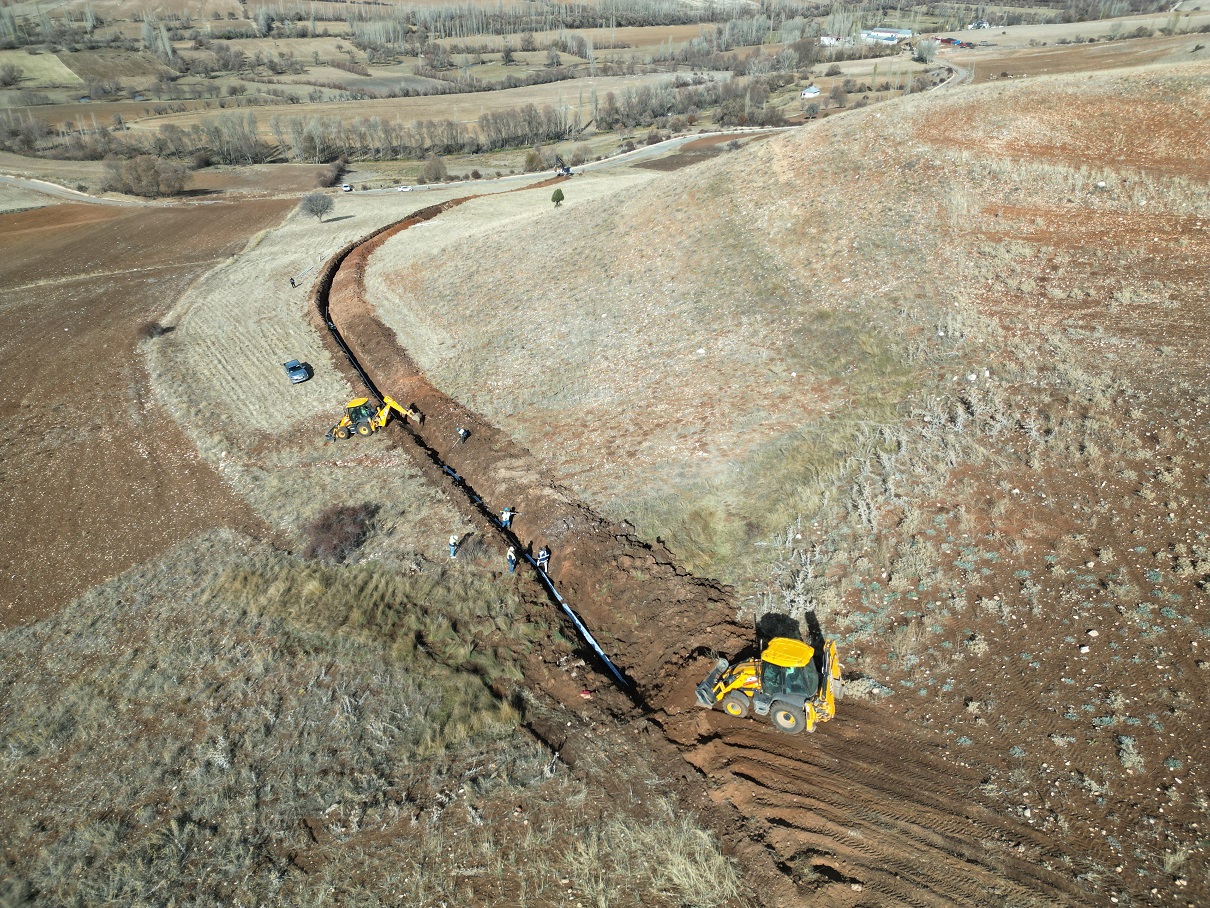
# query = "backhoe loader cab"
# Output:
<box><xmin>695</xmin><ymin>637</ymin><xmax>842</xmax><ymax>735</ymax></box>
<box><xmin>325</xmin><ymin>395</ymin><xmax>421</xmax><ymax>441</ymax></box>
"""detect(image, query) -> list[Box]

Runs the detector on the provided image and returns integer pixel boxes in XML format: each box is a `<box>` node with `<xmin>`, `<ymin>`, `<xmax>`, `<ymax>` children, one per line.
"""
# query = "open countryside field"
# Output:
<box><xmin>119</xmin><ymin>71</ymin><xmax>709</xmax><ymax>135</ymax></box>
<box><xmin>2</xmin><ymin>6</ymin><xmax>1209</xmax><ymax>905</ymax></box>
<box><xmin>0</xmin><ymin>196</ymin><xmax>290</xmax><ymax>629</ymax></box>
<box><xmin>361</xmin><ymin>60</ymin><xmax>1210</xmax><ymax>903</ymax></box>
<box><xmin>954</xmin><ymin>29</ymin><xmax>1210</xmax><ymax>82</ymax></box>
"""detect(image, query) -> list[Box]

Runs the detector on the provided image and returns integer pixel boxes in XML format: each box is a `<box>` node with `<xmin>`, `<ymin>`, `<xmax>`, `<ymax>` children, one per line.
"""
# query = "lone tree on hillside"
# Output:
<box><xmin>551</xmin><ymin>187</ymin><xmax>564</xmax><ymax>208</ymax></box>
<box><xmin>300</xmin><ymin>193</ymin><xmax>334</xmax><ymax>222</ymax></box>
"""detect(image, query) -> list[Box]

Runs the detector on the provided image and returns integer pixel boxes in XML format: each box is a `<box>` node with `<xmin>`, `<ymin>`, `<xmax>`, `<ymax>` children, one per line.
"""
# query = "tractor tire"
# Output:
<box><xmin>721</xmin><ymin>692</ymin><xmax>750</xmax><ymax>718</ymax></box>
<box><xmin>356</xmin><ymin>422</ymin><xmax>373</xmax><ymax>436</ymax></box>
<box><xmin>334</xmin><ymin>425</ymin><xmax>351</xmax><ymax>440</ymax></box>
<box><xmin>770</xmin><ymin>702</ymin><xmax>807</xmax><ymax>736</ymax></box>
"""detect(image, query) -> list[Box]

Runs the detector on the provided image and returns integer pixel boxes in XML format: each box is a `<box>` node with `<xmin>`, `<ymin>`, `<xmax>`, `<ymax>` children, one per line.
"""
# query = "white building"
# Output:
<box><xmin>868</xmin><ymin>27</ymin><xmax>914</xmax><ymax>41</ymax></box>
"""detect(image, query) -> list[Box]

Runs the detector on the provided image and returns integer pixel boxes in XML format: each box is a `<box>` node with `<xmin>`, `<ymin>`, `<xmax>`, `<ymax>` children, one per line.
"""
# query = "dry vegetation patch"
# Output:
<box><xmin>0</xmin><ymin>532</ymin><xmax>743</xmax><ymax>906</ymax></box>
<box><xmin>356</xmin><ymin>65</ymin><xmax>1210</xmax><ymax>903</ymax></box>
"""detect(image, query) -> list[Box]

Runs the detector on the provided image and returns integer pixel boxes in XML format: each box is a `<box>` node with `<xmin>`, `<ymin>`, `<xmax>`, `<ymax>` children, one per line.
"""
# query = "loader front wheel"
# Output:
<box><xmin>356</xmin><ymin>422</ymin><xmax>373</xmax><ymax>436</ymax></box>
<box><xmin>721</xmin><ymin>693</ymin><xmax>750</xmax><ymax>718</ymax></box>
<box><xmin>770</xmin><ymin>703</ymin><xmax>806</xmax><ymax>736</ymax></box>
<box><xmin>334</xmin><ymin>425</ymin><xmax>350</xmax><ymax>440</ymax></box>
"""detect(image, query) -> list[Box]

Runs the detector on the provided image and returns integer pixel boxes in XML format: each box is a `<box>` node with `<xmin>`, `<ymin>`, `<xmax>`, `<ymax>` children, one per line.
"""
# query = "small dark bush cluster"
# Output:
<box><xmin>139</xmin><ymin>322</ymin><xmax>174</xmax><ymax>339</ymax></box>
<box><xmin>103</xmin><ymin>155</ymin><xmax>188</xmax><ymax>197</ymax></box>
<box><xmin>315</xmin><ymin>154</ymin><xmax>348</xmax><ymax>187</ymax></box>
<box><xmin>304</xmin><ymin>503</ymin><xmax>378</xmax><ymax>562</ymax></box>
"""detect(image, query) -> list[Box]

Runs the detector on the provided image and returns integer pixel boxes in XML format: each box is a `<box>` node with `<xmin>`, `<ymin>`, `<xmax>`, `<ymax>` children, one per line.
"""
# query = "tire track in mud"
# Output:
<box><xmin>308</xmin><ymin>194</ymin><xmax>1096</xmax><ymax>907</ymax></box>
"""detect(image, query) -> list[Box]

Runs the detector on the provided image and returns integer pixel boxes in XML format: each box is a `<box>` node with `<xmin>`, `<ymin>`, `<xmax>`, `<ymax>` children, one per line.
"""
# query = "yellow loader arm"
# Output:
<box><xmin>378</xmin><ymin>395</ymin><xmax>422</xmax><ymax>427</ymax></box>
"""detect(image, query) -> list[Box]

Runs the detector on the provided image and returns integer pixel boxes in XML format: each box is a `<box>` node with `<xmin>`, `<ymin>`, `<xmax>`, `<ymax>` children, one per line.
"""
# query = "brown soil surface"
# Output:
<box><xmin>636</xmin><ymin>132</ymin><xmax>777</xmax><ymax>172</ymax></box>
<box><xmin>955</xmin><ymin>32</ymin><xmax>1210</xmax><ymax>84</ymax></box>
<box><xmin>0</xmin><ymin>198</ymin><xmax>291</xmax><ymax>629</ymax></box>
<box><xmin>186</xmin><ymin>163</ymin><xmax>334</xmax><ymax>195</ymax></box>
<box><xmin>314</xmin><ymin>207</ymin><xmax>1093</xmax><ymax>907</ymax></box>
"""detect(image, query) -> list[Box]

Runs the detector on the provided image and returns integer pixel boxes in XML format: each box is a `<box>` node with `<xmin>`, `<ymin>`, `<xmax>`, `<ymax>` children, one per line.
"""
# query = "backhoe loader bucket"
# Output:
<box><xmin>695</xmin><ymin>657</ymin><xmax>730</xmax><ymax>708</ymax></box>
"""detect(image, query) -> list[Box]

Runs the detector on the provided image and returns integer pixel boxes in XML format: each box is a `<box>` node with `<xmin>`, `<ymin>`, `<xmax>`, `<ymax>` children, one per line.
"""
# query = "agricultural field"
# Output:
<box><xmin>0</xmin><ymin>48</ymin><xmax>82</xmax><ymax>86</ymax></box>
<box><xmin>1</xmin><ymin>1</ymin><xmax>1209</xmax><ymax>904</ymax></box>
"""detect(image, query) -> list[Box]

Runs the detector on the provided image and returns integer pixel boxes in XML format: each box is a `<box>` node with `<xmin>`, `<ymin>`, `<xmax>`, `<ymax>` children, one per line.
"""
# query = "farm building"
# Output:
<box><xmin>800</xmin><ymin>85</ymin><xmax>821</xmax><ymax>99</ymax></box>
<box><xmin>863</xmin><ymin>27</ymin><xmax>913</xmax><ymax>44</ymax></box>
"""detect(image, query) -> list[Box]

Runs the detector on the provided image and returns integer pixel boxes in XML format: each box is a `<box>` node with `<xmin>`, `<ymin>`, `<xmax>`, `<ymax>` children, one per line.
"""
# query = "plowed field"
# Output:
<box><xmin>0</xmin><ymin>198</ymin><xmax>290</xmax><ymax>628</ymax></box>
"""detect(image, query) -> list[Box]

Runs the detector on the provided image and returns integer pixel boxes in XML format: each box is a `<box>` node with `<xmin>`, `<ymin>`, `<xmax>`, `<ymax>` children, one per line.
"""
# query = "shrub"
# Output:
<box><xmin>299</xmin><ymin>192</ymin><xmax>334</xmax><ymax>221</ymax></box>
<box><xmin>138</xmin><ymin>321</ymin><xmax>173</xmax><ymax>339</ymax></box>
<box><xmin>421</xmin><ymin>152</ymin><xmax>447</xmax><ymax>182</ymax></box>
<box><xmin>522</xmin><ymin>146</ymin><xmax>545</xmax><ymax>172</ymax></box>
<box><xmin>102</xmin><ymin>155</ymin><xmax>188</xmax><ymax>197</ymax></box>
<box><xmin>824</xmin><ymin>63</ymin><xmax>842</xmax><ymax>76</ymax></box>
<box><xmin>316</xmin><ymin>154</ymin><xmax>347</xmax><ymax>187</ymax></box>
<box><xmin>303</xmin><ymin>503</ymin><xmax>377</xmax><ymax>561</ymax></box>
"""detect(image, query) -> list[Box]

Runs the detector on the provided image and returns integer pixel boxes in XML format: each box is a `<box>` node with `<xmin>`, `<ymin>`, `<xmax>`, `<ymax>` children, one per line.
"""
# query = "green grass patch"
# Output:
<box><xmin>0</xmin><ymin>49</ymin><xmax>84</xmax><ymax>87</ymax></box>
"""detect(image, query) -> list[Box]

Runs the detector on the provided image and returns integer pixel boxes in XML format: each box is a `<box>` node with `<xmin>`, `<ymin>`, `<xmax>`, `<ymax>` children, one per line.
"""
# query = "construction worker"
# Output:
<box><xmin>456</xmin><ymin>427</ymin><xmax>470</xmax><ymax>444</ymax></box>
<box><xmin>289</xmin><ymin>277</ymin><xmax>296</xmax><ymax>288</ymax></box>
<box><xmin>500</xmin><ymin>507</ymin><xmax>515</xmax><ymax>529</ymax></box>
<box><xmin>507</xmin><ymin>546</ymin><xmax>517</xmax><ymax>573</ymax></box>
<box><xmin>449</xmin><ymin>534</ymin><xmax>459</xmax><ymax>559</ymax></box>
<box><xmin>536</xmin><ymin>546</ymin><xmax>550</xmax><ymax>575</ymax></box>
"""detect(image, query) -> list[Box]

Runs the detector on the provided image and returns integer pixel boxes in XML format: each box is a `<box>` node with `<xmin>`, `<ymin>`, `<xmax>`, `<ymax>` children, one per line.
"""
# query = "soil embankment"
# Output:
<box><xmin>312</xmin><ymin>203</ymin><xmax>1094</xmax><ymax>907</ymax></box>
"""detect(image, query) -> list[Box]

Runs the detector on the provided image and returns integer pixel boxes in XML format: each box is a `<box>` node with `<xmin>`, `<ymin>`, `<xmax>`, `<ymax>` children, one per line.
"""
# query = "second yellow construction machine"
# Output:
<box><xmin>696</xmin><ymin>636</ymin><xmax>842</xmax><ymax>735</ymax></box>
<box><xmin>326</xmin><ymin>395</ymin><xmax>421</xmax><ymax>440</ymax></box>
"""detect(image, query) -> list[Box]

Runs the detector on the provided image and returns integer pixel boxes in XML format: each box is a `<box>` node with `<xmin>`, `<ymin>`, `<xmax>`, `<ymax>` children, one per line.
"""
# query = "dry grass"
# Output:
<box><xmin>0</xmin><ymin>531</ymin><xmax>743</xmax><ymax>906</ymax></box>
<box><xmin>146</xmin><ymin>183</ymin><xmax>524</xmax><ymax>557</ymax></box>
<box><xmin>123</xmin><ymin>72</ymin><xmax>691</xmax><ymax>138</ymax></box>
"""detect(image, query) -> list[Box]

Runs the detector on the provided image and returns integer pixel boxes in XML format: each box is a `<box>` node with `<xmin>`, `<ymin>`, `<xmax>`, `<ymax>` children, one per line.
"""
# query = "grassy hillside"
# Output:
<box><xmin>362</xmin><ymin>63</ymin><xmax>1210</xmax><ymax>899</ymax></box>
<box><xmin>0</xmin><ymin>531</ymin><xmax>743</xmax><ymax>906</ymax></box>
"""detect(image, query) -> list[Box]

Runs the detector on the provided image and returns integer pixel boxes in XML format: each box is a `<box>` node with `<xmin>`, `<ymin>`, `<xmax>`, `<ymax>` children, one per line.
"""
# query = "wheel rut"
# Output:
<box><xmin>307</xmin><ymin>195</ymin><xmax>1096</xmax><ymax>907</ymax></box>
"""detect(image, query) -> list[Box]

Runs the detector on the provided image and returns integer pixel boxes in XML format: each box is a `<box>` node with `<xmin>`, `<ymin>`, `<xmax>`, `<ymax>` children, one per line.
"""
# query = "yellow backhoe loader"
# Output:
<box><xmin>695</xmin><ymin>636</ymin><xmax>842</xmax><ymax>735</ymax></box>
<box><xmin>325</xmin><ymin>395</ymin><xmax>421</xmax><ymax>441</ymax></box>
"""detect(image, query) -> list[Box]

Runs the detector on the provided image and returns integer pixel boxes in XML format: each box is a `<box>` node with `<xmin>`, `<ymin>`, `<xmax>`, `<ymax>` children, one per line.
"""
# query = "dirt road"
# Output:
<box><xmin>312</xmin><ymin>205</ymin><xmax>1095</xmax><ymax>907</ymax></box>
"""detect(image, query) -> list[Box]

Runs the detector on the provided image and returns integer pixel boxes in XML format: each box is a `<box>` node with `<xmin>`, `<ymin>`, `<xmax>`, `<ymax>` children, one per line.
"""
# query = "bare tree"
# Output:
<box><xmin>300</xmin><ymin>193</ymin><xmax>334</xmax><ymax>222</ymax></box>
<box><xmin>420</xmin><ymin>153</ymin><xmax>446</xmax><ymax>183</ymax></box>
<box><xmin>913</xmin><ymin>39</ymin><xmax>937</xmax><ymax>63</ymax></box>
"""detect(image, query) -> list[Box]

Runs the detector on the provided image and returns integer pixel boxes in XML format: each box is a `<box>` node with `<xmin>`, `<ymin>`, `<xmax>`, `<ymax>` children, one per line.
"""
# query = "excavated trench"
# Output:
<box><xmin>308</xmin><ymin>194</ymin><xmax>1096</xmax><ymax>907</ymax></box>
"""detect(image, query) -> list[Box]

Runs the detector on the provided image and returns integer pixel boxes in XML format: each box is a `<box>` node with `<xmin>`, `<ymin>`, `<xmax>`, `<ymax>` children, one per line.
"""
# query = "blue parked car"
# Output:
<box><xmin>282</xmin><ymin>360</ymin><xmax>311</xmax><ymax>384</ymax></box>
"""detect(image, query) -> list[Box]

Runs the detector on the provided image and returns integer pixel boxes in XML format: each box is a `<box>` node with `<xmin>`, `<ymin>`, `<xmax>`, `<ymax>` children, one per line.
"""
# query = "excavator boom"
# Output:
<box><xmin>325</xmin><ymin>394</ymin><xmax>422</xmax><ymax>441</ymax></box>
